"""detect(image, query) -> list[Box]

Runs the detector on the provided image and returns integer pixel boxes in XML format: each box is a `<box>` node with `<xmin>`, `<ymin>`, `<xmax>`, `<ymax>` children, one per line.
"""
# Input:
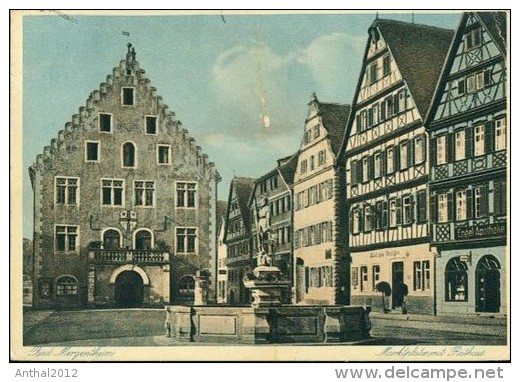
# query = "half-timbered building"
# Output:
<box><xmin>426</xmin><ymin>12</ymin><xmax>507</xmax><ymax>315</ymax></box>
<box><xmin>293</xmin><ymin>94</ymin><xmax>350</xmax><ymax>305</ymax></box>
<box><xmin>224</xmin><ymin>177</ymin><xmax>255</xmax><ymax>305</ymax></box>
<box><xmin>343</xmin><ymin>20</ymin><xmax>454</xmax><ymax>314</ymax></box>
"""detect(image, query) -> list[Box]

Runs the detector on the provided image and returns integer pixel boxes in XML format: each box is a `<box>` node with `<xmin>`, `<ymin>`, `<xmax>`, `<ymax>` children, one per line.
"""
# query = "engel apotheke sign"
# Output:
<box><xmin>455</xmin><ymin>222</ymin><xmax>506</xmax><ymax>240</ymax></box>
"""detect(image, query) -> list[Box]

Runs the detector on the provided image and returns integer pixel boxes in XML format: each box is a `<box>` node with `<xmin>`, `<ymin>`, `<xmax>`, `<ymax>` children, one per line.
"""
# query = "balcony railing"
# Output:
<box><xmin>89</xmin><ymin>249</ymin><xmax>169</xmax><ymax>264</ymax></box>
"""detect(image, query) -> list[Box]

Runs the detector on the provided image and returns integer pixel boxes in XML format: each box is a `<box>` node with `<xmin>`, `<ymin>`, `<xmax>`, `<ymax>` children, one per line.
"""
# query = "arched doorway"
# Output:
<box><xmin>135</xmin><ymin>229</ymin><xmax>152</xmax><ymax>250</ymax></box>
<box><xmin>476</xmin><ymin>255</ymin><xmax>501</xmax><ymax>313</ymax></box>
<box><xmin>103</xmin><ymin>229</ymin><xmax>121</xmax><ymax>249</ymax></box>
<box><xmin>115</xmin><ymin>271</ymin><xmax>144</xmax><ymax>308</ymax></box>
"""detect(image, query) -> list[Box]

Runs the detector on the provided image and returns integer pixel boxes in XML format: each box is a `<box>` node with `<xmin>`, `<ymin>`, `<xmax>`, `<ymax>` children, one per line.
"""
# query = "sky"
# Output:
<box><xmin>20</xmin><ymin>11</ymin><xmax>462</xmax><ymax>238</ymax></box>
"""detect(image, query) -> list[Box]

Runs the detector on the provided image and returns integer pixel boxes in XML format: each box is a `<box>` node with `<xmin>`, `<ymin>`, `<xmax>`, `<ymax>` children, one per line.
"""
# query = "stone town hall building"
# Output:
<box><xmin>29</xmin><ymin>44</ymin><xmax>219</xmax><ymax>309</ymax></box>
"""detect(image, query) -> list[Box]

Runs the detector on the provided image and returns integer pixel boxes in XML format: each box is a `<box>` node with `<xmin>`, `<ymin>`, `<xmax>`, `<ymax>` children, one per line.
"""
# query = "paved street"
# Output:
<box><xmin>22</xmin><ymin>308</ymin><xmax>507</xmax><ymax>347</ymax></box>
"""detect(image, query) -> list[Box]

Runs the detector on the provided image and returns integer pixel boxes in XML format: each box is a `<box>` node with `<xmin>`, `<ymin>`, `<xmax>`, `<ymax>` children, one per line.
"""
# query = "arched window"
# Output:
<box><xmin>445</xmin><ymin>257</ymin><xmax>468</xmax><ymax>301</ymax></box>
<box><xmin>122</xmin><ymin>142</ymin><xmax>136</xmax><ymax>168</ymax></box>
<box><xmin>56</xmin><ymin>276</ymin><xmax>78</xmax><ymax>296</ymax></box>
<box><xmin>134</xmin><ymin>229</ymin><xmax>152</xmax><ymax>250</ymax></box>
<box><xmin>178</xmin><ymin>275</ymin><xmax>195</xmax><ymax>297</ymax></box>
<box><xmin>476</xmin><ymin>255</ymin><xmax>501</xmax><ymax>313</ymax></box>
<box><xmin>103</xmin><ymin>229</ymin><xmax>121</xmax><ymax>249</ymax></box>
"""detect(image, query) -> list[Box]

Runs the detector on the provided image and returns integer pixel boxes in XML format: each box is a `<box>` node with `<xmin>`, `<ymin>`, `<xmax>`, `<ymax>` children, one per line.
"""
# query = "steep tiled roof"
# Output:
<box><xmin>232</xmin><ymin>177</ymin><xmax>255</xmax><ymax>232</ymax></box>
<box><xmin>477</xmin><ymin>12</ymin><xmax>507</xmax><ymax>56</ymax></box>
<box><xmin>374</xmin><ymin>19</ymin><xmax>455</xmax><ymax>118</ymax></box>
<box><xmin>278</xmin><ymin>151</ymin><xmax>299</xmax><ymax>187</ymax></box>
<box><xmin>317</xmin><ymin>102</ymin><xmax>351</xmax><ymax>155</ymax></box>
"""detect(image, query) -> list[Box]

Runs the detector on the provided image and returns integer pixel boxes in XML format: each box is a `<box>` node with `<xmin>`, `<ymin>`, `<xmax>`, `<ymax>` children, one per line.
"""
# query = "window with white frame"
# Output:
<box><xmin>464</xmin><ymin>27</ymin><xmax>481</xmax><ymax>51</ymax></box>
<box><xmin>318</xmin><ymin>150</ymin><xmax>326</xmax><ymax>166</ymax></box>
<box><xmin>55</xmin><ymin>225</ymin><xmax>78</xmax><ymax>252</ymax></box>
<box><xmin>134</xmin><ymin>181</ymin><xmax>155</xmax><ymax>207</ymax></box>
<box><xmin>364</xmin><ymin>205</ymin><xmax>372</xmax><ymax>231</ymax></box>
<box><xmin>400</xmin><ymin>141</ymin><xmax>408</xmax><ymax>170</ymax></box>
<box><xmin>414</xmin><ymin>136</ymin><xmax>425</xmax><ymax>164</ymax></box>
<box><xmin>157</xmin><ymin>145</ymin><xmax>171</xmax><ymax>164</ymax></box>
<box><xmin>474</xmin><ymin>186</ymin><xmax>487</xmax><ymax>218</ymax></box>
<box><xmin>313</xmin><ymin>125</ymin><xmax>320</xmax><ymax>139</ymax></box>
<box><xmin>360</xmin><ymin>266</ymin><xmax>368</xmax><ymax>291</ymax></box>
<box><xmin>352</xmin><ymin>209</ymin><xmax>360</xmax><ymax>234</ymax></box>
<box><xmin>438</xmin><ymin>193</ymin><xmax>448</xmax><ymax>223</ymax></box>
<box><xmin>176</xmin><ymin>182</ymin><xmax>197</xmax><ymax>208</ymax></box>
<box><xmin>55</xmin><ymin>177</ymin><xmax>78</xmax><ymax>205</ymax></box>
<box><xmin>456</xmin><ymin>190</ymin><xmax>467</xmax><ymax>221</ymax></box>
<box><xmin>413</xmin><ymin>261</ymin><xmax>431</xmax><ymax>291</ymax></box>
<box><xmin>101</xmin><ymin>179</ymin><xmax>124</xmax><ymax>206</ymax></box>
<box><xmin>145</xmin><ymin>116</ymin><xmax>157</xmax><ymax>135</ymax></box>
<box><xmin>362</xmin><ymin>157</ymin><xmax>369</xmax><ymax>182</ymax></box>
<box><xmin>382</xmin><ymin>55</ymin><xmax>391</xmax><ymax>76</ymax></box>
<box><xmin>176</xmin><ymin>228</ymin><xmax>197</xmax><ymax>254</ymax></box>
<box><xmin>374</xmin><ymin>152</ymin><xmax>382</xmax><ymax>178</ymax></box>
<box><xmin>389</xmin><ymin>199</ymin><xmax>397</xmax><ymax>227</ymax></box>
<box><xmin>466</xmin><ymin>75</ymin><xmax>476</xmax><ymax>94</ymax></box>
<box><xmin>310</xmin><ymin>155</ymin><xmax>315</xmax><ymax>171</ymax></box>
<box><xmin>455</xmin><ymin>130</ymin><xmax>466</xmax><ymax>161</ymax></box>
<box><xmin>402</xmin><ymin>195</ymin><xmax>413</xmax><ymax>225</ymax></box>
<box><xmin>300</xmin><ymin>159</ymin><xmax>307</xmax><ymax>174</ymax></box>
<box><xmin>372</xmin><ymin>265</ymin><xmax>380</xmax><ymax>291</ymax></box>
<box><xmin>121</xmin><ymin>87</ymin><xmax>135</xmax><ymax>106</ymax></box>
<box><xmin>474</xmin><ymin>125</ymin><xmax>485</xmax><ymax>156</ymax></box>
<box><xmin>437</xmin><ymin>135</ymin><xmax>447</xmax><ymax>165</ymax></box>
<box><xmin>495</xmin><ymin>118</ymin><xmax>506</xmax><ymax>151</ymax></box>
<box><xmin>56</xmin><ymin>276</ymin><xmax>78</xmax><ymax>296</ymax></box>
<box><xmin>369</xmin><ymin>62</ymin><xmax>378</xmax><ymax>84</ymax></box>
<box><xmin>386</xmin><ymin>147</ymin><xmax>394</xmax><ymax>173</ymax></box>
<box><xmin>85</xmin><ymin>141</ymin><xmax>99</xmax><ymax>162</ymax></box>
<box><xmin>99</xmin><ymin>113</ymin><xmax>112</xmax><ymax>133</ymax></box>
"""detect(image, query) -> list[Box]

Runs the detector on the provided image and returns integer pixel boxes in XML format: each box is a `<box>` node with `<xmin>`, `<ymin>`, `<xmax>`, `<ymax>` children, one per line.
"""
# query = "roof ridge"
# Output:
<box><xmin>373</xmin><ymin>18</ymin><xmax>454</xmax><ymax>33</ymax></box>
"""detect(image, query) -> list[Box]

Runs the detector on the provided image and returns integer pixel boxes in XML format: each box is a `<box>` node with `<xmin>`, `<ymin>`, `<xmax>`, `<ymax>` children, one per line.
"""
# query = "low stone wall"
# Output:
<box><xmin>164</xmin><ymin>305</ymin><xmax>371</xmax><ymax>344</ymax></box>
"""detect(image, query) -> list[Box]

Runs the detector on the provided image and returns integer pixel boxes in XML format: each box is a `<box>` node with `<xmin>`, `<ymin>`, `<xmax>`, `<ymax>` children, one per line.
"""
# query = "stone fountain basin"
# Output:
<box><xmin>164</xmin><ymin>305</ymin><xmax>370</xmax><ymax>344</ymax></box>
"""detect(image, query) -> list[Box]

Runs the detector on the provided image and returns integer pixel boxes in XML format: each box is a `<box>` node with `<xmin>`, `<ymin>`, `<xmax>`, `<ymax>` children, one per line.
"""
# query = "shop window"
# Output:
<box><xmin>445</xmin><ymin>257</ymin><xmax>468</xmax><ymax>301</ymax></box>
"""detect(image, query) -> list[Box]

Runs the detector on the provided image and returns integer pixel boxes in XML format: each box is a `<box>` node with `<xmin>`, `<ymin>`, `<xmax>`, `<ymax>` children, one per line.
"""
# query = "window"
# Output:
<box><xmin>122</xmin><ymin>87</ymin><xmax>135</xmax><ymax>106</ymax></box>
<box><xmin>464</xmin><ymin>27</ymin><xmax>481</xmax><ymax>51</ymax></box>
<box><xmin>436</xmin><ymin>136</ymin><xmax>447</xmax><ymax>165</ymax></box>
<box><xmin>438</xmin><ymin>193</ymin><xmax>448</xmax><ymax>223</ymax></box>
<box><xmin>85</xmin><ymin>141</ymin><xmax>99</xmax><ymax>162</ymax></box>
<box><xmin>364</xmin><ymin>205</ymin><xmax>372</xmax><ymax>232</ymax></box>
<box><xmin>386</xmin><ymin>96</ymin><xmax>394</xmax><ymax>118</ymax></box>
<box><xmin>178</xmin><ymin>275</ymin><xmax>195</xmax><ymax>296</ymax></box>
<box><xmin>374</xmin><ymin>152</ymin><xmax>382</xmax><ymax>178</ymax></box>
<box><xmin>372</xmin><ymin>104</ymin><xmax>379</xmax><ymax>126</ymax></box>
<box><xmin>398</xmin><ymin>90</ymin><xmax>407</xmax><ymax>112</ymax></box>
<box><xmin>310</xmin><ymin>155</ymin><xmax>315</xmax><ymax>171</ymax></box>
<box><xmin>400</xmin><ymin>141</ymin><xmax>408</xmax><ymax>170</ymax></box>
<box><xmin>145</xmin><ymin>116</ymin><xmax>157</xmax><ymax>134</ymax></box>
<box><xmin>474</xmin><ymin>125</ymin><xmax>485</xmax><ymax>156</ymax></box>
<box><xmin>101</xmin><ymin>179</ymin><xmax>124</xmax><ymax>206</ymax></box>
<box><xmin>474</xmin><ymin>185</ymin><xmax>488</xmax><ymax>218</ymax></box>
<box><xmin>466</xmin><ymin>75</ymin><xmax>476</xmax><ymax>94</ymax></box>
<box><xmin>313</xmin><ymin>125</ymin><xmax>320</xmax><ymax>138</ymax></box>
<box><xmin>352</xmin><ymin>209</ymin><xmax>360</xmax><ymax>234</ymax></box>
<box><xmin>362</xmin><ymin>157</ymin><xmax>369</xmax><ymax>182</ymax></box>
<box><xmin>176</xmin><ymin>182</ymin><xmax>197</xmax><ymax>208</ymax></box>
<box><xmin>389</xmin><ymin>200</ymin><xmax>397</xmax><ymax>227</ymax></box>
<box><xmin>382</xmin><ymin>55</ymin><xmax>391</xmax><ymax>76</ymax></box>
<box><xmin>456</xmin><ymin>190</ymin><xmax>467</xmax><ymax>221</ymax></box>
<box><xmin>360</xmin><ymin>266</ymin><xmax>368</xmax><ymax>291</ymax></box>
<box><xmin>122</xmin><ymin>142</ymin><xmax>136</xmax><ymax>168</ymax></box>
<box><xmin>372</xmin><ymin>265</ymin><xmax>380</xmax><ymax>291</ymax></box>
<box><xmin>413</xmin><ymin>261</ymin><xmax>430</xmax><ymax>291</ymax></box>
<box><xmin>157</xmin><ymin>145</ymin><xmax>171</xmax><ymax>164</ymax></box>
<box><xmin>386</xmin><ymin>147</ymin><xmax>394</xmax><ymax>173</ymax></box>
<box><xmin>56</xmin><ymin>276</ymin><xmax>78</xmax><ymax>296</ymax></box>
<box><xmin>99</xmin><ymin>113</ymin><xmax>112</xmax><ymax>132</ymax></box>
<box><xmin>445</xmin><ymin>257</ymin><xmax>468</xmax><ymax>301</ymax></box>
<box><xmin>369</xmin><ymin>62</ymin><xmax>378</xmax><ymax>84</ymax></box>
<box><xmin>495</xmin><ymin>118</ymin><xmax>506</xmax><ymax>151</ymax></box>
<box><xmin>300</xmin><ymin>159</ymin><xmax>308</xmax><ymax>174</ymax></box>
<box><xmin>103</xmin><ymin>229</ymin><xmax>121</xmax><ymax>249</ymax></box>
<box><xmin>414</xmin><ymin>136</ymin><xmax>425</xmax><ymax>164</ymax></box>
<box><xmin>318</xmin><ymin>150</ymin><xmax>326</xmax><ymax>166</ymax></box>
<box><xmin>375</xmin><ymin>201</ymin><xmax>383</xmax><ymax>230</ymax></box>
<box><xmin>55</xmin><ymin>177</ymin><xmax>78</xmax><ymax>205</ymax></box>
<box><xmin>55</xmin><ymin>225</ymin><xmax>78</xmax><ymax>252</ymax></box>
<box><xmin>457</xmin><ymin>79</ymin><xmax>466</xmax><ymax>95</ymax></box>
<box><xmin>476</xmin><ymin>71</ymin><xmax>485</xmax><ymax>90</ymax></box>
<box><xmin>455</xmin><ymin>130</ymin><xmax>466</xmax><ymax>161</ymax></box>
<box><xmin>134</xmin><ymin>181</ymin><xmax>155</xmax><ymax>207</ymax></box>
<box><xmin>176</xmin><ymin>228</ymin><xmax>197</xmax><ymax>254</ymax></box>
<box><xmin>402</xmin><ymin>195</ymin><xmax>413</xmax><ymax>225</ymax></box>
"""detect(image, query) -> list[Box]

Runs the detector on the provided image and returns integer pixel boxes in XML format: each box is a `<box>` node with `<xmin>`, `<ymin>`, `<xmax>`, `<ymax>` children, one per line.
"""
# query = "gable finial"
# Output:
<box><xmin>375</xmin><ymin>12</ymin><xmax>379</xmax><ymax>20</ymax></box>
<box><xmin>126</xmin><ymin>42</ymin><xmax>136</xmax><ymax>63</ymax></box>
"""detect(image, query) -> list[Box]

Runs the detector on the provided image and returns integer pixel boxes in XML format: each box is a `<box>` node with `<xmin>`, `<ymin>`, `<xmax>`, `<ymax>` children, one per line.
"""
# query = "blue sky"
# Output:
<box><xmin>21</xmin><ymin>11</ymin><xmax>462</xmax><ymax>238</ymax></box>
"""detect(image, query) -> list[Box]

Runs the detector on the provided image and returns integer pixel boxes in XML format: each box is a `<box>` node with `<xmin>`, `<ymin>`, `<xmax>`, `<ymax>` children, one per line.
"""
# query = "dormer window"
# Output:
<box><xmin>464</xmin><ymin>27</ymin><xmax>481</xmax><ymax>51</ymax></box>
<box><xmin>122</xmin><ymin>87</ymin><xmax>135</xmax><ymax>106</ymax></box>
